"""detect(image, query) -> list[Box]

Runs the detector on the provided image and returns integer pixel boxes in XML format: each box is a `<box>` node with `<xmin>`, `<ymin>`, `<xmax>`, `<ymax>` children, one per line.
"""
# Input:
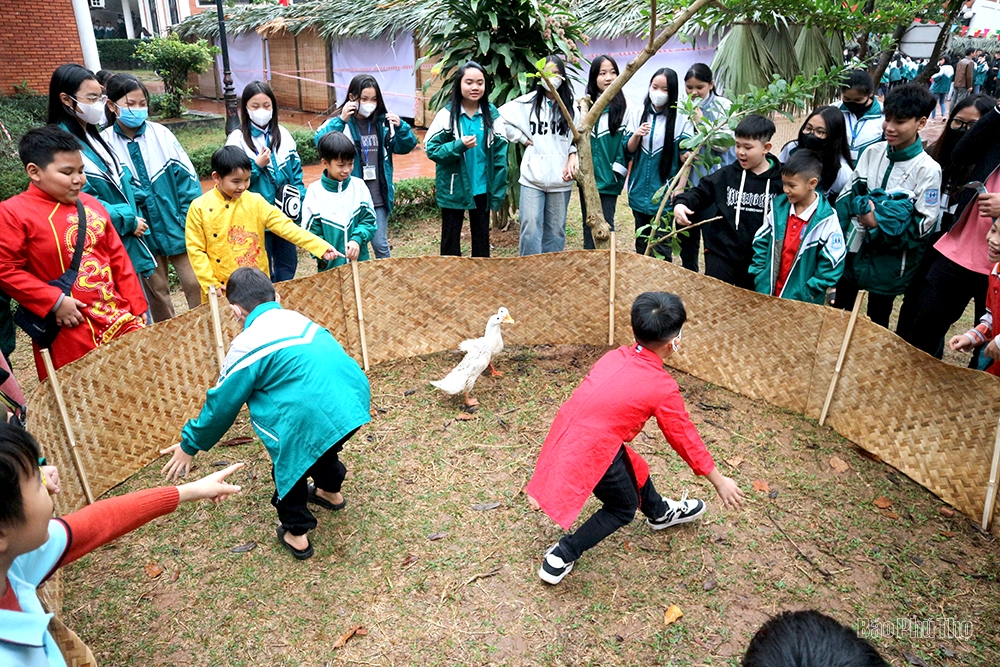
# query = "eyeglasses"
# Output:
<box><xmin>802</xmin><ymin>124</ymin><xmax>828</xmax><ymax>138</ymax></box>
<box><xmin>950</xmin><ymin>118</ymin><xmax>976</xmax><ymax>131</ymax></box>
<box><xmin>73</xmin><ymin>94</ymin><xmax>108</xmax><ymax>105</ymax></box>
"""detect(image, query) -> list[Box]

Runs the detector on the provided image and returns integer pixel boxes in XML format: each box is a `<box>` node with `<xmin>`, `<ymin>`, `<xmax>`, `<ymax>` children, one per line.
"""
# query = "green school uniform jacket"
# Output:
<box><xmin>179</xmin><ymin>301</ymin><xmax>371</xmax><ymax>499</ymax></box>
<box><xmin>425</xmin><ymin>104</ymin><xmax>510</xmax><ymax>211</ymax></box>
<box><xmin>624</xmin><ymin>105</ymin><xmax>682</xmax><ymax>216</ymax></box>
<box><xmin>302</xmin><ymin>172</ymin><xmax>377</xmax><ymax>270</ymax></box>
<box><xmin>975</xmin><ymin>61</ymin><xmax>989</xmax><ymax>86</ymax></box>
<box><xmin>750</xmin><ymin>193</ymin><xmax>846</xmax><ymax>304</ymax></box>
<box><xmin>835</xmin><ymin>140</ymin><xmax>942</xmax><ymax>296</ymax></box>
<box><xmin>836</xmin><ymin>99</ymin><xmax>884</xmax><ymax>163</ymax></box>
<box><xmin>59</xmin><ymin>120</ymin><xmax>156</xmax><ymax>277</ymax></box>
<box><xmin>590</xmin><ymin>106</ymin><xmax>629</xmax><ymax>195</ymax></box>
<box><xmin>313</xmin><ymin>115</ymin><xmax>419</xmax><ymax>215</ymax></box>
<box><xmin>226</xmin><ymin>126</ymin><xmax>305</xmax><ymax>221</ymax></box>
<box><xmin>103</xmin><ymin>120</ymin><xmax>201</xmax><ymax>258</ymax></box>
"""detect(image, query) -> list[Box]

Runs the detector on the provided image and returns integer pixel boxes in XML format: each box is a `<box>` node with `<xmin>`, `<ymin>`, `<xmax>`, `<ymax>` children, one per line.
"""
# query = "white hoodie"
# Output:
<box><xmin>499</xmin><ymin>92</ymin><xmax>577</xmax><ymax>192</ymax></box>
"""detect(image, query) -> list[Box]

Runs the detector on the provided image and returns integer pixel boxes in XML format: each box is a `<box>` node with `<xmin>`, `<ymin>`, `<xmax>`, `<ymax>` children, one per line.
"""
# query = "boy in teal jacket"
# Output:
<box><xmin>302</xmin><ymin>132</ymin><xmax>378</xmax><ymax>270</ymax></box>
<box><xmin>162</xmin><ymin>267</ymin><xmax>371</xmax><ymax>560</ymax></box>
<box><xmin>751</xmin><ymin>151</ymin><xmax>846</xmax><ymax>304</ymax></box>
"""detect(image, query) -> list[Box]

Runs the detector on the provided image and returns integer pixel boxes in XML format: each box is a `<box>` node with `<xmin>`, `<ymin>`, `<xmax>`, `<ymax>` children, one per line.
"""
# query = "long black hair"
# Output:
<box><xmin>447</xmin><ymin>61</ymin><xmax>494</xmax><ymax>141</ymax></box>
<box><xmin>532</xmin><ymin>55</ymin><xmax>574</xmax><ymax>136</ymax></box>
<box><xmin>930</xmin><ymin>93</ymin><xmax>995</xmax><ymax>198</ymax></box>
<box><xmin>47</xmin><ymin>63</ymin><xmax>119</xmax><ymax>171</ymax></box>
<box><xmin>684</xmin><ymin>63</ymin><xmax>715</xmax><ymax>90</ymax></box>
<box><xmin>104</xmin><ymin>73</ymin><xmax>148</xmax><ymax>126</ymax></box>
<box><xmin>587</xmin><ymin>55</ymin><xmax>626</xmax><ymax>136</ymax></box>
<box><xmin>640</xmin><ymin>67</ymin><xmax>679</xmax><ymax>184</ymax></box>
<box><xmin>336</xmin><ymin>74</ymin><xmax>388</xmax><ymax>123</ymax></box>
<box><xmin>239</xmin><ymin>81</ymin><xmax>281</xmax><ymax>156</ymax></box>
<box><xmin>796</xmin><ymin>105</ymin><xmax>853</xmax><ymax>192</ymax></box>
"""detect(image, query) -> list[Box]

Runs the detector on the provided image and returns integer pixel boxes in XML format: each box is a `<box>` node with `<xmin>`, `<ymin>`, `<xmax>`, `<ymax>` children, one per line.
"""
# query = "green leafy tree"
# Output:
<box><xmin>134</xmin><ymin>35</ymin><xmax>218</xmax><ymax>118</ymax></box>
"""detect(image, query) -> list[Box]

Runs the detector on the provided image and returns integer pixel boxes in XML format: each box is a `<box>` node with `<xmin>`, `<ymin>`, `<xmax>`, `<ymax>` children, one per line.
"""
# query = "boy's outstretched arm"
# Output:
<box><xmin>706</xmin><ymin>467</ymin><xmax>744</xmax><ymax>509</ymax></box>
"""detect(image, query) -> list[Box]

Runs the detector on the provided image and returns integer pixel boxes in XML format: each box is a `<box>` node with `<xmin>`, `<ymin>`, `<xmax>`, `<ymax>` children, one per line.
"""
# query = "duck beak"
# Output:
<box><xmin>503</xmin><ymin>314</ymin><xmax>515</xmax><ymax>324</ymax></box>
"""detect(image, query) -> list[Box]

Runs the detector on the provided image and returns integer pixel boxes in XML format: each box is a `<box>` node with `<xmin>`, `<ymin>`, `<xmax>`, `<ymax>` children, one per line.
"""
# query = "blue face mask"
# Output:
<box><xmin>118</xmin><ymin>107</ymin><xmax>148</xmax><ymax>129</ymax></box>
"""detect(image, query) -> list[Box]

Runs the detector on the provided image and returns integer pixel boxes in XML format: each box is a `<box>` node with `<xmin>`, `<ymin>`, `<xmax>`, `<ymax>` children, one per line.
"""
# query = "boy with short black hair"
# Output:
<box><xmin>750</xmin><ymin>150</ymin><xmax>847</xmax><ymax>303</ymax></box>
<box><xmin>0</xmin><ymin>125</ymin><xmax>148</xmax><ymax>381</ymax></box>
<box><xmin>742</xmin><ymin>610</ymin><xmax>889</xmax><ymax>667</ymax></box>
<box><xmin>525</xmin><ymin>292</ymin><xmax>743</xmax><ymax>585</ymax></box>
<box><xmin>161</xmin><ymin>267</ymin><xmax>372</xmax><ymax>560</ymax></box>
<box><xmin>838</xmin><ymin>70</ymin><xmax>885</xmax><ymax>161</ymax></box>
<box><xmin>302</xmin><ymin>132</ymin><xmax>377</xmax><ymax>270</ymax></box>
<box><xmin>674</xmin><ymin>115</ymin><xmax>783</xmax><ymax>289</ymax></box>
<box><xmin>834</xmin><ymin>84</ymin><xmax>942</xmax><ymax>327</ymax></box>
<box><xmin>0</xmin><ymin>423</ymin><xmax>242</xmax><ymax>666</ymax></box>
<box><xmin>185</xmin><ymin>146</ymin><xmax>342</xmax><ymax>301</ymax></box>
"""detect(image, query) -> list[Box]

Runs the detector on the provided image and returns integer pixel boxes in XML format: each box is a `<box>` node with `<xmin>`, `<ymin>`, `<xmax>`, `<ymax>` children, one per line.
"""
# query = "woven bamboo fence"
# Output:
<box><xmin>29</xmin><ymin>251</ymin><xmax>1000</xmax><ymax>617</ymax></box>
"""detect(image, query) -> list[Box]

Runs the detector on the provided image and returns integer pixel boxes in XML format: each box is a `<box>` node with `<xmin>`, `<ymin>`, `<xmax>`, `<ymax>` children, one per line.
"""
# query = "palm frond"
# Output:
<box><xmin>712</xmin><ymin>24</ymin><xmax>781</xmax><ymax>98</ymax></box>
<box><xmin>762</xmin><ymin>23</ymin><xmax>801</xmax><ymax>81</ymax></box>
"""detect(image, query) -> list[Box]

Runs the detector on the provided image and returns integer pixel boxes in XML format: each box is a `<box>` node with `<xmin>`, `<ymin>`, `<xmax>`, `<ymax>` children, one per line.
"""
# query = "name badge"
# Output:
<box><xmin>363</xmin><ymin>165</ymin><xmax>377</xmax><ymax>181</ymax></box>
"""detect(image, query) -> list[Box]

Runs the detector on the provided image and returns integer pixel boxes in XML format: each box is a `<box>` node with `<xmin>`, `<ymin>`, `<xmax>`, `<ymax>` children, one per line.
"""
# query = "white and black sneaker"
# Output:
<box><xmin>647</xmin><ymin>491</ymin><xmax>706</xmax><ymax>530</ymax></box>
<box><xmin>538</xmin><ymin>543</ymin><xmax>574</xmax><ymax>584</ymax></box>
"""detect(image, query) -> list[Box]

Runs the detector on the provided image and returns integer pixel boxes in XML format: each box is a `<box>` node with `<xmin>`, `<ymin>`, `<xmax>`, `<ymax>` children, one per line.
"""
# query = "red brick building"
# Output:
<box><xmin>0</xmin><ymin>1</ymin><xmax>85</xmax><ymax>95</ymax></box>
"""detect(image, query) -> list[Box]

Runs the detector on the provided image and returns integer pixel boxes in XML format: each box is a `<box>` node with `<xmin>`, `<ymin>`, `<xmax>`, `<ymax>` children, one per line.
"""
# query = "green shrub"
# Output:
<box><xmin>188</xmin><ymin>144</ymin><xmax>215</xmax><ymax>179</ymax></box>
<box><xmin>391</xmin><ymin>177</ymin><xmax>436</xmax><ymax>224</ymax></box>
<box><xmin>0</xmin><ymin>95</ymin><xmax>48</xmax><ymax>201</ymax></box>
<box><xmin>290</xmin><ymin>128</ymin><xmax>318</xmax><ymax>165</ymax></box>
<box><xmin>97</xmin><ymin>39</ymin><xmax>144</xmax><ymax>69</ymax></box>
<box><xmin>135</xmin><ymin>36</ymin><xmax>217</xmax><ymax>118</ymax></box>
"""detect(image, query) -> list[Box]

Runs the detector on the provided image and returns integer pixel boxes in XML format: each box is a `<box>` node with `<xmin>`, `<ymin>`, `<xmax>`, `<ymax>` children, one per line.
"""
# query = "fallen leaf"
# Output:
<box><xmin>428</xmin><ymin>532</ymin><xmax>448</xmax><ymax>541</ymax></box>
<box><xmin>455</xmin><ymin>413</ymin><xmax>476</xmax><ymax>421</ymax></box>
<box><xmin>211</xmin><ymin>460</ymin><xmax>231</xmax><ymax>467</ymax></box>
<box><xmin>939</xmin><ymin>506</ymin><xmax>955</xmax><ymax>518</ymax></box>
<box><xmin>623</xmin><ymin>539</ymin><xmax>633</xmax><ymax>553</ymax></box>
<box><xmin>404</xmin><ymin>388</ymin><xmax>418</xmax><ymax>396</ymax></box>
<box><xmin>829</xmin><ymin>456</ymin><xmax>850</xmax><ymax>473</ymax></box>
<box><xmin>752</xmin><ymin>479</ymin><xmax>770</xmax><ymax>493</ymax></box>
<box><xmin>882</xmin><ymin>565</ymin><xmax>892</xmax><ymax>580</ymax></box>
<box><xmin>400</xmin><ymin>553</ymin><xmax>419</xmax><ymax>569</ymax></box>
<box><xmin>902</xmin><ymin>651</ymin><xmax>931</xmax><ymax>667</ymax></box>
<box><xmin>355</xmin><ymin>627</ymin><xmax>369</xmax><ymax>637</ymax></box>
<box><xmin>664</xmin><ymin>604</ymin><xmax>683</xmax><ymax>626</ymax></box>
<box><xmin>219</xmin><ymin>437</ymin><xmax>254</xmax><ymax>447</ymax></box>
<box><xmin>939</xmin><ymin>531</ymin><xmax>956</xmax><ymax>538</ymax></box>
<box><xmin>880</xmin><ymin>510</ymin><xmax>900</xmax><ymax>519</ymax></box>
<box><xmin>940</xmin><ymin>646</ymin><xmax>956</xmax><ymax>658</ymax></box>
<box><xmin>703</xmin><ymin>576</ymin><xmax>717</xmax><ymax>591</ymax></box>
<box><xmin>170</xmin><ymin>569</ymin><xmax>180</xmax><ymax>583</ymax></box>
<box><xmin>725</xmin><ymin>457</ymin><xmax>744</xmax><ymax>468</ymax></box>
<box><xmin>472</xmin><ymin>502</ymin><xmax>501</xmax><ymax>511</ymax></box>
<box><xmin>873</xmin><ymin>496</ymin><xmax>893</xmax><ymax>509</ymax></box>
<box><xmin>231</xmin><ymin>541</ymin><xmax>257</xmax><ymax>553</ymax></box>
<box><xmin>143</xmin><ymin>563</ymin><xmax>163</xmax><ymax>579</ymax></box>
<box><xmin>909</xmin><ymin>554</ymin><xmax>924</xmax><ymax>566</ymax></box>
<box><xmin>614</xmin><ymin>634</ymin><xmax>625</xmax><ymax>643</ymax></box>
<box><xmin>768</xmin><ymin>490</ymin><xmax>779</xmax><ymax>499</ymax></box>
<box><xmin>333</xmin><ymin>625</ymin><xmax>365</xmax><ymax>649</ymax></box>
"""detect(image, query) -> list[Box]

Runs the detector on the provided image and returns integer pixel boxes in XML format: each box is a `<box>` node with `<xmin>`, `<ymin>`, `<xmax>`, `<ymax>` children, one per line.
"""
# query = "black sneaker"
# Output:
<box><xmin>538</xmin><ymin>543</ymin><xmax>574</xmax><ymax>584</ymax></box>
<box><xmin>647</xmin><ymin>491</ymin><xmax>706</xmax><ymax>530</ymax></box>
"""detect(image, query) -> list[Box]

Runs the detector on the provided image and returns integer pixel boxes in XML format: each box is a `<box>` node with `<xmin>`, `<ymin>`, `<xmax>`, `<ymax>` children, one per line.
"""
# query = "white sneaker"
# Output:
<box><xmin>538</xmin><ymin>543</ymin><xmax>574</xmax><ymax>584</ymax></box>
<box><xmin>647</xmin><ymin>491</ymin><xmax>706</xmax><ymax>530</ymax></box>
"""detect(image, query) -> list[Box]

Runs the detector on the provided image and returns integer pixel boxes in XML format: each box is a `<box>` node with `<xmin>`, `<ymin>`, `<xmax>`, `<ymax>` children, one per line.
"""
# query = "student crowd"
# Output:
<box><xmin>0</xmin><ymin>53</ymin><xmax>992</xmax><ymax>666</ymax></box>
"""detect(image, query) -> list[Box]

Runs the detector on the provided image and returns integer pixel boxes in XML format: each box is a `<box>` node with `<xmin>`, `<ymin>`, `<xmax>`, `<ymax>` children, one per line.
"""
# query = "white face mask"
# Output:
<box><xmin>649</xmin><ymin>89</ymin><xmax>670</xmax><ymax>108</ymax></box>
<box><xmin>73</xmin><ymin>99</ymin><xmax>106</xmax><ymax>126</ymax></box>
<box><xmin>248</xmin><ymin>108</ymin><xmax>272</xmax><ymax>128</ymax></box>
<box><xmin>357</xmin><ymin>102</ymin><xmax>377</xmax><ymax>118</ymax></box>
<box><xmin>549</xmin><ymin>76</ymin><xmax>564</xmax><ymax>90</ymax></box>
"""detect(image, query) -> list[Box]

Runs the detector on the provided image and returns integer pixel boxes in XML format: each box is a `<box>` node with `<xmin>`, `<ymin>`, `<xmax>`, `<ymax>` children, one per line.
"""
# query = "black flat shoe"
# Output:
<box><xmin>276</xmin><ymin>526</ymin><xmax>314</xmax><ymax>560</ymax></box>
<box><xmin>307</xmin><ymin>482</ymin><xmax>346</xmax><ymax>511</ymax></box>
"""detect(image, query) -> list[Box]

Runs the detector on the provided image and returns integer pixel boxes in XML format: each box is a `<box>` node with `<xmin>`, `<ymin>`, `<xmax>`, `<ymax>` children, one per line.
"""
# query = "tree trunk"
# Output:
<box><xmin>857</xmin><ymin>0</ymin><xmax>876</xmax><ymax>59</ymax></box>
<box><xmin>869</xmin><ymin>23</ymin><xmax>908</xmax><ymax>87</ymax></box>
<box><xmin>915</xmin><ymin>0</ymin><xmax>963</xmax><ymax>85</ymax></box>
<box><xmin>577</xmin><ymin>0</ymin><xmax>715</xmax><ymax>249</ymax></box>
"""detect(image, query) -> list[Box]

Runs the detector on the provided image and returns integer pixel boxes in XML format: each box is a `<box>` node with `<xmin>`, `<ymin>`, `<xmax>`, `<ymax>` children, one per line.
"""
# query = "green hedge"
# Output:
<box><xmin>391</xmin><ymin>177</ymin><xmax>436</xmax><ymax>224</ymax></box>
<box><xmin>0</xmin><ymin>95</ymin><xmax>48</xmax><ymax>201</ymax></box>
<box><xmin>97</xmin><ymin>39</ymin><xmax>144</xmax><ymax>70</ymax></box>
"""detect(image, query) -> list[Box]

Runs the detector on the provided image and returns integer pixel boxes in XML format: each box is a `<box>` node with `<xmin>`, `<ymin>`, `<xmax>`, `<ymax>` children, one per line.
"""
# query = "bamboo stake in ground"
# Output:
<box><xmin>820</xmin><ymin>291</ymin><xmax>865</xmax><ymax>426</ymax></box>
<box><xmin>40</xmin><ymin>348</ymin><xmax>94</xmax><ymax>504</ymax></box>
<box><xmin>982</xmin><ymin>418</ymin><xmax>1000</xmax><ymax>530</ymax></box>
<box><xmin>351</xmin><ymin>259</ymin><xmax>370</xmax><ymax>371</ymax></box>
<box><xmin>207</xmin><ymin>286</ymin><xmax>227</xmax><ymax>373</ymax></box>
<box><xmin>608</xmin><ymin>231</ymin><xmax>617</xmax><ymax>346</ymax></box>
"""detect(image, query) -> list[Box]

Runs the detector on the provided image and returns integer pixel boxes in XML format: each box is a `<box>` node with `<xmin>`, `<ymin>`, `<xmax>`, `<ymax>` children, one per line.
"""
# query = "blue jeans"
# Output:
<box><xmin>932</xmin><ymin>92</ymin><xmax>948</xmax><ymax>118</ymax></box>
<box><xmin>371</xmin><ymin>205</ymin><xmax>390</xmax><ymax>259</ymax></box>
<box><xmin>265</xmin><ymin>231</ymin><xmax>298</xmax><ymax>282</ymax></box>
<box><xmin>519</xmin><ymin>186</ymin><xmax>571</xmax><ymax>256</ymax></box>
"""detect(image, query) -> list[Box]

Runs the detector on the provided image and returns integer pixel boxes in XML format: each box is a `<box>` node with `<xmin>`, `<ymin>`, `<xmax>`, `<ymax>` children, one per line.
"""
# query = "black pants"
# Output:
<box><xmin>704</xmin><ymin>252</ymin><xmax>756</xmax><ymax>290</ymax></box>
<box><xmin>898</xmin><ymin>248</ymin><xmax>987</xmax><ymax>358</ymax></box>
<box><xmin>264</xmin><ymin>231</ymin><xmax>298</xmax><ymax>283</ymax></box>
<box><xmin>833</xmin><ymin>275</ymin><xmax>896</xmax><ymax>328</ymax></box>
<box><xmin>633</xmin><ymin>211</ymin><xmax>672</xmax><ymax>258</ymax></box>
<box><xmin>272</xmin><ymin>427</ymin><xmax>359</xmax><ymax>535</ymax></box>
<box><xmin>556</xmin><ymin>447</ymin><xmax>667</xmax><ymax>563</ymax></box>
<box><xmin>677</xmin><ymin>204</ymin><xmax>716</xmax><ymax>273</ymax></box>
<box><xmin>441</xmin><ymin>194</ymin><xmax>490</xmax><ymax>257</ymax></box>
<box><xmin>579</xmin><ymin>188</ymin><xmax>617</xmax><ymax>250</ymax></box>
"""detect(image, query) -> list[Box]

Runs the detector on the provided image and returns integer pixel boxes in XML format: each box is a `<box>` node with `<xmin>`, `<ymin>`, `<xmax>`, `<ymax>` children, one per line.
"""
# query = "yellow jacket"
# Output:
<box><xmin>185</xmin><ymin>187</ymin><xmax>330</xmax><ymax>301</ymax></box>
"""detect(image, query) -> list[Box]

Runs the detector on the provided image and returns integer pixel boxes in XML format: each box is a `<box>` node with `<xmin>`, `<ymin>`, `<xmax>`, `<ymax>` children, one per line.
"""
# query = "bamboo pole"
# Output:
<box><xmin>983</xmin><ymin>419</ymin><xmax>1000</xmax><ymax>531</ymax></box>
<box><xmin>351</xmin><ymin>259</ymin><xmax>370</xmax><ymax>371</ymax></box>
<box><xmin>608</xmin><ymin>231</ymin><xmax>617</xmax><ymax>345</ymax></box>
<box><xmin>820</xmin><ymin>291</ymin><xmax>865</xmax><ymax>426</ymax></box>
<box><xmin>40</xmin><ymin>349</ymin><xmax>94</xmax><ymax>505</ymax></box>
<box><xmin>207</xmin><ymin>286</ymin><xmax>227</xmax><ymax>373</ymax></box>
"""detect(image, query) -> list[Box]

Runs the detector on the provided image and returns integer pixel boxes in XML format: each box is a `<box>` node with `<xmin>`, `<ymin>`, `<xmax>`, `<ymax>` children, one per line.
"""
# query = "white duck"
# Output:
<box><xmin>431</xmin><ymin>307</ymin><xmax>515</xmax><ymax>407</ymax></box>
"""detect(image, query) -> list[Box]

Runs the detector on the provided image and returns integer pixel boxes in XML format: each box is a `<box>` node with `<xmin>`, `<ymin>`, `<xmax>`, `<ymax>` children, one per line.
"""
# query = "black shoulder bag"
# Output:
<box><xmin>13</xmin><ymin>199</ymin><xmax>88</xmax><ymax>349</ymax></box>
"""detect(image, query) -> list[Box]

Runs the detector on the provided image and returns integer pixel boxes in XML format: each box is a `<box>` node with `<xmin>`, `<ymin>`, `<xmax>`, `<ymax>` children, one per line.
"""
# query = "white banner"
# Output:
<box><xmin>331</xmin><ymin>32</ymin><xmax>418</xmax><ymax>118</ymax></box>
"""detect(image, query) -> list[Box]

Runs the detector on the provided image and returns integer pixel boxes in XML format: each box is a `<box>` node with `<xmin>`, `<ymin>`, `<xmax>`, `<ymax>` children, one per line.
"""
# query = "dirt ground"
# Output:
<box><xmin>58</xmin><ymin>343</ymin><xmax>999</xmax><ymax>667</ymax></box>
